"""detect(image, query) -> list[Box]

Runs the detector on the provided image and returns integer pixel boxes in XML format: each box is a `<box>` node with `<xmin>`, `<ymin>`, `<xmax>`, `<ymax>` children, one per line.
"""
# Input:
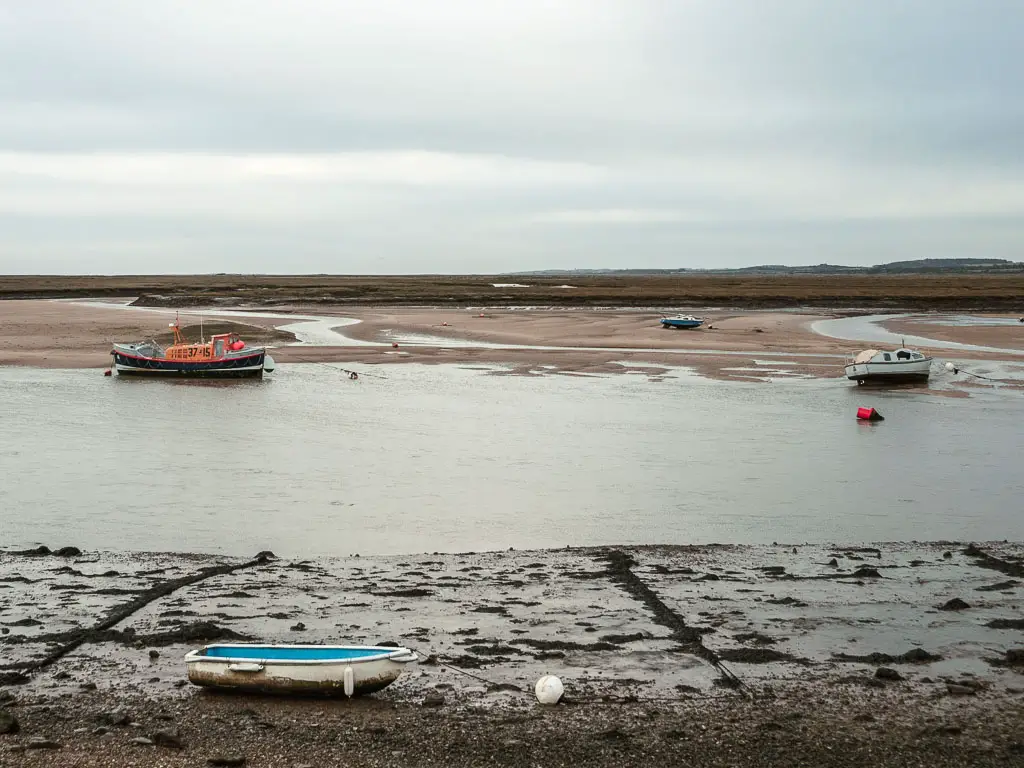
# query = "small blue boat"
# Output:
<box><xmin>660</xmin><ymin>315</ymin><xmax>705</xmax><ymax>329</ymax></box>
<box><xmin>184</xmin><ymin>643</ymin><xmax>418</xmax><ymax>697</ymax></box>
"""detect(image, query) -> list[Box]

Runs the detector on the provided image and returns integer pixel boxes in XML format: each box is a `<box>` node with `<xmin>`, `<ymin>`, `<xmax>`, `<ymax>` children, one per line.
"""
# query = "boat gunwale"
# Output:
<box><xmin>843</xmin><ymin>356</ymin><xmax>934</xmax><ymax>369</ymax></box>
<box><xmin>184</xmin><ymin>644</ymin><xmax>418</xmax><ymax>666</ymax></box>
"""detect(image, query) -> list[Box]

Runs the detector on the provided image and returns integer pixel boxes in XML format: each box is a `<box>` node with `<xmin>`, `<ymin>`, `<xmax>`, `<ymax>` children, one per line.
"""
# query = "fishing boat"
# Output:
<box><xmin>184</xmin><ymin>643</ymin><xmax>418</xmax><ymax>697</ymax></box>
<box><xmin>111</xmin><ymin>316</ymin><xmax>274</xmax><ymax>378</ymax></box>
<box><xmin>844</xmin><ymin>347</ymin><xmax>932</xmax><ymax>384</ymax></box>
<box><xmin>660</xmin><ymin>315</ymin><xmax>705</xmax><ymax>329</ymax></box>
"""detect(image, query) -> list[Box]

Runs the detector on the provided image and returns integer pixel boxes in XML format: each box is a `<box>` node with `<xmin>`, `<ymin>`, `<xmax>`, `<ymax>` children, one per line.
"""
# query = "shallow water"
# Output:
<box><xmin>812</xmin><ymin>314</ymin><xmax>1023</xmax><ymax>355</ymax></box>
<box><xmin>2</xmin><ymin>363</ymin><xmax>1021</xmax><ymax>557</ymax></box>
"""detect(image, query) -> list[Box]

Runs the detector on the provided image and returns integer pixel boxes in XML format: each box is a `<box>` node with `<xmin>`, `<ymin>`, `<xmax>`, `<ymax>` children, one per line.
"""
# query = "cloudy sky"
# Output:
<box><xmin>1</xmin><ymin>1</ymin><xmax>1021</xmax><ymax>274</ymax></box>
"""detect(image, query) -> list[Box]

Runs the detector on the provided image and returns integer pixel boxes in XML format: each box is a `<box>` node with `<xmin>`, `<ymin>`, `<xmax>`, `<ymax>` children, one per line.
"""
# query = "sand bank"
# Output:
<box><xmin>1</xmin><ymin>301</ymin><xmax>1022</xmax><ymax>388</ymax></box>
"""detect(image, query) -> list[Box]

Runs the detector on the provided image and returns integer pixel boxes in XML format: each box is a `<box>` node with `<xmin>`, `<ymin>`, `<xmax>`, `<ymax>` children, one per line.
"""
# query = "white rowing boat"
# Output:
<box><xmin>184</xmin><ymin>643</ymin><xmax>418</xmax><ymax>697</ymax></box>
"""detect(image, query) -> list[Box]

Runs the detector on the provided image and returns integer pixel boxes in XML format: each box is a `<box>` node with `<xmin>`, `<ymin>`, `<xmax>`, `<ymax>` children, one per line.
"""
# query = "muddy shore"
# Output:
<box><xmin>2</xmin><ymin>542</ymin><xmax>1022</xmax><ymax>766</ymax></box>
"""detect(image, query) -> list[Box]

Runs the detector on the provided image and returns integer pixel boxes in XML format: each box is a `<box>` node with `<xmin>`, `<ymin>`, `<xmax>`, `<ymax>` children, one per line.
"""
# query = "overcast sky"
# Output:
<box><xmin>1</xmin><ymin>1</ymin><xmax>1021</xmax><ymax>274</ymax></box>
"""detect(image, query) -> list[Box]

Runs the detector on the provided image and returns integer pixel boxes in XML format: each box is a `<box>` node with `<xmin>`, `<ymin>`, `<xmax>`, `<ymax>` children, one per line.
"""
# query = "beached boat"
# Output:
<box><xmin>660</xmin><ymin>315</ymin><xmax>705</xmax><ymax>329</ymax></box>
<box><xmin>184</xmin><ymin>643</ymin><xmax>418</xmax><ymax>697</ymax></box>
<box><xmin>844</xmin><ymin>347</ymin><xmax>932</xmax><ymax>384</ymax></box>
<box><xmin>111</xmin><ymin>317</ymin><xmax>274</xmax><ymax>378</ymax></box>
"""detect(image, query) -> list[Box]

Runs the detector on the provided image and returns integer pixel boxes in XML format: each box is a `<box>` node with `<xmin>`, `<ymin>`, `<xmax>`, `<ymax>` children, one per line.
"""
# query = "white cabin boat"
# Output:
<box><xmin>844</xmin><ymin>348</ymin><xmax>932</xmax><ymax>384</ymax></box>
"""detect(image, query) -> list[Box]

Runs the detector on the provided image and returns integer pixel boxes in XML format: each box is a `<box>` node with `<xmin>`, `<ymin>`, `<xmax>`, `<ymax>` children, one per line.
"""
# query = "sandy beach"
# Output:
<box><xmin>1</xmin><ymin>542</ymin><xmax>1023</xmax><ymax>766</ymax></box>
<box><xmin>1</xmin><ymin>300</ymin><xmax>1022</xmax><ymax>386</ymax></box>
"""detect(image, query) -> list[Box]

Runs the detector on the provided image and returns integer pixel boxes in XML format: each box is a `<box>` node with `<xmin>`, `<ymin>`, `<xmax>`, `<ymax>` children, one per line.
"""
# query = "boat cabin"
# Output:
<box><xmin>851</xmin><ymin>348</ymin><xmax>927</xmax><ymax>365</ymax></box>
<box><xmin>165</xmin><ymin>322</ymin><xmax>246</xmax><ymax>362</ymax></box>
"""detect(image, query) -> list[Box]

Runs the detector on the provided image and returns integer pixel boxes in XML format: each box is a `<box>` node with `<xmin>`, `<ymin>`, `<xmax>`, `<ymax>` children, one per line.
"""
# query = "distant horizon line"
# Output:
<box><xmin>3</xmin><ymin>256</ymin><xmax>1023</xmax><ymax>279</ymax></box>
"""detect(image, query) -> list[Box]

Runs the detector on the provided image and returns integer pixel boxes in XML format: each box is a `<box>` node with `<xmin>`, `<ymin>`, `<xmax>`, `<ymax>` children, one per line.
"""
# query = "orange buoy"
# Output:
<box><xmin>856</xmin><ymin>406</ymin><xmax>884</xmax><ymax>421</ymax></box>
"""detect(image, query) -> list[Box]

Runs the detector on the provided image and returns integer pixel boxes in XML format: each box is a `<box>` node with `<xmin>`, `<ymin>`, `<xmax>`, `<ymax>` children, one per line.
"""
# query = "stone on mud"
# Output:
<box><xmin>939</xmin><ymin>598</ymin><xmax>971</xmax><ymax>611</ymax></box>
<box><xmin>0</xmin><ymin>709</ymin><xmax>20</xmax><ymax>734</ymax></box>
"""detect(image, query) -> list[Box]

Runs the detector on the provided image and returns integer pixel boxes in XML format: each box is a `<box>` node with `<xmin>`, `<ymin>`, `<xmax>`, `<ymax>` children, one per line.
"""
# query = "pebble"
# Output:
<box><xmin>149</xmin><ymin>650</ymin><xmax>161</xmax><ymax>660</ymax></box>
<box><xmin>152</xmin><ymin>728</ymin><xmax>184</xmax><ymax>749</ymax></box>
<box><xmin>79</xmin><ymin>682</ymin><xmax>98</xmax><ymax>692</ymax></box>
<box><xmin>99</xmin><ymin>709</ymin><xmax>132</xmax><ymax>726</ymax></box>
<box><xmin>0</xmin><ymin>709</ymin><xmax>19</xmax><ymax>734</ymax></box>
<box><xmin>131</xmin><ymin>736</ymin><xmax>155</xmax><ymax>746</ymax></box>
<box><xmin>422</xmin><ymin>693</ymin><xmax>446</xmax><ymax>707</ymax></box>
<box><xmin>92</xmin><ymin>727</ymin><xmax>110</xmax><ymax>737</ymax></box>
<box><xmin>27</xmin><ymin>737</ymin><xmax>62</xmax><ymax>750</ymax></box>
<box><xmin>946</xmin><ymin>684</ymin><xmax>976</xmax><ymax>696</ymax></box>
<box><xmin>875</xmin><ymin>667</ymin><xmax>903</xmax><ymax>681</ymax></box>
<box><xmin>208</xmin><ymin>756</ymin><xmax>247</xmax><ymax>767</ymax></box>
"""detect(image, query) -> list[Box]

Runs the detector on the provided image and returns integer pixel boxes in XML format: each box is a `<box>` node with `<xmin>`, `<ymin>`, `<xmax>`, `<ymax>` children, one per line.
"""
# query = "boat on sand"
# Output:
<box><xmin>111</xmin><ymin>316</ymin><xmax>274</xmax><ymax>378</ymax></box>
<box><xmin>660</xmin><ymin>315</ymin><xmax>705</xmax><ymax>329</ymax></box>
<box><xmin>844</xmin><ymin>347</ymin><xmax>932</xmax><ymax>384</ymax></box>
<box><xmin>184</xmin><ymin>643</ymin><xmax>418</xmax><ymax>697</ymax></box>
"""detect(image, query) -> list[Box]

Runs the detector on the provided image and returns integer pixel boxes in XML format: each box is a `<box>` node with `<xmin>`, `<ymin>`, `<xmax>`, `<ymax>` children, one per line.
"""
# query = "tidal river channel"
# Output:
<box><xmin>1</xmin><ymin>363</ymin><xmax>1020</xmax><ymax>557</ymax></box>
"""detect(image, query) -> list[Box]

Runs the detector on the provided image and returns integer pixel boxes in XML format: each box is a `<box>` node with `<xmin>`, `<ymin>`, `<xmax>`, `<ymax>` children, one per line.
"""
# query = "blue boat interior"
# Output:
<box><xmin>201</xmin><ymin>646</ymin><xmax>393</xmax><ymax>661</ymax></box>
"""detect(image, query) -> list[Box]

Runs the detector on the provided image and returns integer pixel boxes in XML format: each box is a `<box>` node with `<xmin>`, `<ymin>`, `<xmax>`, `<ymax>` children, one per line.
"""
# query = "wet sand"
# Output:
<box><xmin>0</xmin><ymin>301</ymin><xmax>292</xmax><ymax>369</ymax></box>
<box><xmin>1</xmin><ymin>543</ymin><xmax>1022</xmax><ymax>766</ymax></box>
<box><xmin>4</xmin><ymin>300</ymin><xmax>1024</xmax><ymax>386</ymax></box>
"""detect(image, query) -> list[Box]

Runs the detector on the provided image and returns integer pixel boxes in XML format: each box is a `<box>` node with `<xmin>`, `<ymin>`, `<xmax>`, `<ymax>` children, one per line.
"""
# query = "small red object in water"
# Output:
<box><xmin>392</xmin><ymin>342</ymin><xmax>399</xmax><ymax>348</ymax></box>
<box><xmin>856</xmin><ymin>407</ymin><xmax>884</xmax><ymax>421</ymax></box>
<box><xmin>104</xmin><ymin>369</ymin><xmax>112</xmax><ymax>377</ymax></box>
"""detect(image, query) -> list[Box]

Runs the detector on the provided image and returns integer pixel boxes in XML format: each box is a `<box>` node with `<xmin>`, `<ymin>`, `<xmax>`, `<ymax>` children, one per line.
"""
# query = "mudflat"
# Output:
<box><xmin>1</xmin><ymin>542</ymin><xmax>1022</xmax><ymax>766</ymax></box>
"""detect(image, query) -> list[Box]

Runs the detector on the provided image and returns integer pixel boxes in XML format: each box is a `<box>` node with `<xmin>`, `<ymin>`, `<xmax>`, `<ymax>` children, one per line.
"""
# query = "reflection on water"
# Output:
<box><xmin>0</xmin><ymin>364</ymin><xmax>1021</xmax><ymax>557</ymax></box>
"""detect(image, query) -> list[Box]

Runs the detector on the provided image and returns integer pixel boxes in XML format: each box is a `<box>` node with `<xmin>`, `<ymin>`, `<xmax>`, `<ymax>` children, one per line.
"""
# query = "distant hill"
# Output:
<box><xmin>511</xmin><ymin>258</ymin><xmax>1024</xmax><ymax>277</ymax></box>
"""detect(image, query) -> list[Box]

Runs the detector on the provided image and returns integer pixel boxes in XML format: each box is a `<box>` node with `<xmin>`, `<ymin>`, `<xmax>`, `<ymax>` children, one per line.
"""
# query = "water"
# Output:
<box><xmin>1</xmin><ymin>364</ymin><xmax>1021</xmax><ymax>557</ymax></box>
<box><xmin>812</xmin><ymin>314</ymin><xmax>1023</xmax><ymax>355</ymax></box>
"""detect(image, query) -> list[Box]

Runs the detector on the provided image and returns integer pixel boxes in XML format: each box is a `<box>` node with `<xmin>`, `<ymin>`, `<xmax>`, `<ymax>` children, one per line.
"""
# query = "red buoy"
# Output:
<box><xmin>103</xmin><ymin>369</ymin><xmax>112</xmax><ymax>377</ymax></box>
<box><xmin>392</xmin><ymin>342</ymin><xmax>399</xmax><ymax>348</ymax></box>
<box><xmin>856</xmin><ymin>407</ymin><xmax>884</xmax><ymax>421</ymax></box>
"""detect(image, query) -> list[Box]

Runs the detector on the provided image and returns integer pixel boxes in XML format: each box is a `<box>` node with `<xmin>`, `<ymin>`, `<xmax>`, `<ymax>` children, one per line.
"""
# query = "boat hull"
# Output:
<box><xmin>661</xmin><ymin>319</ymin><xmax>704</xmax><ymax>329</ymax></box>
<box><xmin>112</xmin><ymin>350</ymin><xmax>266</xmax><ymax>378</ymax></box>
<box><xmin>845</xmin><ymin>359</ymin><xmax>932</xmax><ymax>383</ymax></box>
<box><xmin>184</xmin><ymin>645</ymin><xmax>418</xmax><ymax>697</ymax></box>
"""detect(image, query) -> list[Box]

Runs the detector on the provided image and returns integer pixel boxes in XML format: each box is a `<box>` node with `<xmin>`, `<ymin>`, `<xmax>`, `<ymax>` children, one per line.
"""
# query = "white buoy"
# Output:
<box><xmin>945</xmin><ymin>362</ymin><xmax>956</xmax><ymax>372</ymax></box>
<box><xmin>535</xmin><ymin>674</ymin><xmax>564</xmax><ymax>705</ymax></box>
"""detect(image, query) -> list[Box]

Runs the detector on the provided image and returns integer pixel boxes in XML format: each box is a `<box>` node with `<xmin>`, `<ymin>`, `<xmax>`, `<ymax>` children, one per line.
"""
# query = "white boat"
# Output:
<box><xmin>184</xmin><ymin>643</ymin><xmax>418</xmax><ymax>697</ymax></box>
<box><xmin>660</xmin><ymin>315</ymin><xmax>705</xmax><ymax>329</ymax></box>
<box><xmin>844</xmin><ymin>347</ymin><xmax>933</xmax><ymax>384</ymax></box>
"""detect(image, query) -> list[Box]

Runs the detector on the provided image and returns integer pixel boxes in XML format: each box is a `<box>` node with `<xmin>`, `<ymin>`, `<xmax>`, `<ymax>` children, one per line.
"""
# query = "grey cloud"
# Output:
<box><xmin>0</xmin><ymin>0</ymin><xmax>1021</xmax><ymax>272</ymax></box>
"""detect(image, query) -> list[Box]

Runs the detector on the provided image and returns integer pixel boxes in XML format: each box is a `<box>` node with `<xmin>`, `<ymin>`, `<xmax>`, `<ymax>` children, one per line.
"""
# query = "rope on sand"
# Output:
<box><xmin>406</xmin><ymin>645</ymin><xmax>744</xmax><ymax>704</ymax></box>
<box><xmin>277</xmin><ymin>354</ymin><xmax>387</xmax><ymax>380</ymax></box>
